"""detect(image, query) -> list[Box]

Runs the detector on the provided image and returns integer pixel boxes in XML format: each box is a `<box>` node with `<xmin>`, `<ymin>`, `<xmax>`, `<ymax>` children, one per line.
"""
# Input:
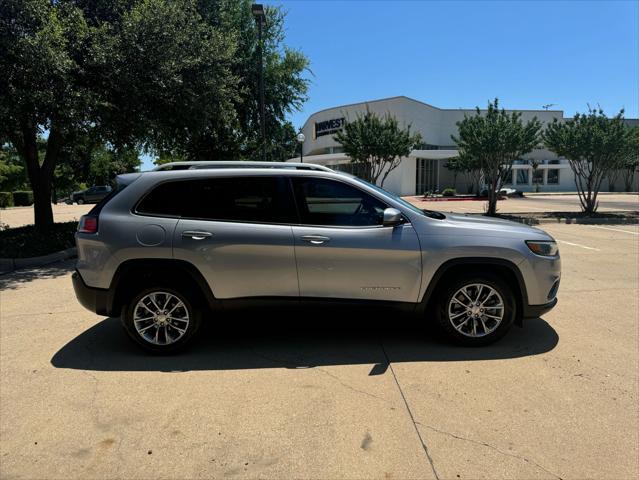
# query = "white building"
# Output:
<box><xmin>291</xmin><ymin>96</ymin><xmax>638</xmax><ymax>195</ymax></box>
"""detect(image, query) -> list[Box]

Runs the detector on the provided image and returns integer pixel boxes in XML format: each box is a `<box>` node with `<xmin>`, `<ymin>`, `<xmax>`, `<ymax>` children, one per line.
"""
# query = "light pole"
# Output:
<box><xmin>252</xmin><ymin>4</ymin><xmax>266</xmax><ymax>161</ymax></box>
<box><xmin>296</xmin><ymin>132</ymin><xmax>305</xmax><ymax>163</ymax></box>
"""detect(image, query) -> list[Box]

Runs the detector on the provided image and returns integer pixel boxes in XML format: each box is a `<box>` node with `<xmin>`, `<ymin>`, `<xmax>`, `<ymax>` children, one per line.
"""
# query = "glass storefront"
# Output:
<box><xmin>416</xmin><ymin>159</ymin><xmax>438</xmax><ymax>194</ymax></box>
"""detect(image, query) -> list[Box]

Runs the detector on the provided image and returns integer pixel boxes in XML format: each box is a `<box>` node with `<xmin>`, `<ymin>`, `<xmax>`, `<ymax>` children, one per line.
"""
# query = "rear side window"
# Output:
<box><xmin>136</xmin><ymin>176</ymin><xmax>296</xmax><ymax>224</ymax></box>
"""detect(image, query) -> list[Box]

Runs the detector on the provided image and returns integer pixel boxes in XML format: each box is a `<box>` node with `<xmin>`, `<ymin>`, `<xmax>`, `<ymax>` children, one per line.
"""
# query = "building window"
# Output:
<box><xmin>331</xmin><ymin>162</ymin><xmax>369</xmax><ymax>180</ymax></box>
<box><xmin>516</xmin><ymin>169</ymin><xmax>530</xmax><ymax>185</ymax></box>
<box><xmin>416</xmin><ymin>159</ymin><xmax>438</xmax><ymax>194</ymax></box>
<box><xmin>532</xmin><ymin>169</ymin><xmax>544</xmax><ymax>185</ymax></box>
<box><xmin>547</xmin><ymin>169</ymin><xmax>559</xmax><ymax>184</ymax></box>
<box><xmin>501</xmin><ymin>170</ymin><xmax>513</xmax><ymax>185</ymax></box>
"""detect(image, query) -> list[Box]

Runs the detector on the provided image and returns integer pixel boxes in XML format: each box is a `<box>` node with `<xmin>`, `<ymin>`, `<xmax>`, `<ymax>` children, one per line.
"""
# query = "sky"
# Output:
<box><xmin>277</xmin><ymin>0</ymin><xmax>638</xmax><ymax>126</ymax></box>
<box><xmin>142</xmin><ymin>0</ymin><xmax>638</xmax><ymax>169</ymax></box>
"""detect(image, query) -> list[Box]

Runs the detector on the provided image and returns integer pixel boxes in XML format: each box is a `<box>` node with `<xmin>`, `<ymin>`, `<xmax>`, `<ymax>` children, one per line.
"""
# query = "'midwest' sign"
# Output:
<box><xmin>314</xmin><ymin>117</ymin><xmax>345</xmax><ymax>138</ymax></box>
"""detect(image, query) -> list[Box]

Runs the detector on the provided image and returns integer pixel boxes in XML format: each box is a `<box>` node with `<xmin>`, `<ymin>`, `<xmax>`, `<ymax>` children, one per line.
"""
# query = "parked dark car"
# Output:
<box><xmin>69</xmin><ymin>186</ymin><xmax>112</xmax><ymax>205</ymax></box>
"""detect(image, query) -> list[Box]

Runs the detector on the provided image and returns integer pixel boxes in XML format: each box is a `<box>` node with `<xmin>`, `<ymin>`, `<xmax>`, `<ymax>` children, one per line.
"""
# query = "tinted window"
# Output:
<box><xmin>137</xmin><ymin>177</ymin><xmax>296</xmax><ymax>223</ymax></box>
<box><xmin>292</xmin><ymin>177</ymin><xmax>387</xmax><ymax>226</ymax></box>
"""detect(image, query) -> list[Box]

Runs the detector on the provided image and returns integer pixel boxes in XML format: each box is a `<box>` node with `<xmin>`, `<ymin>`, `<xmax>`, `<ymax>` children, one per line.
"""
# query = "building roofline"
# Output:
<box><xmin>302</xmin><ymin>95</ymin><xmax>565</xmax><ymax>125</ymax></box>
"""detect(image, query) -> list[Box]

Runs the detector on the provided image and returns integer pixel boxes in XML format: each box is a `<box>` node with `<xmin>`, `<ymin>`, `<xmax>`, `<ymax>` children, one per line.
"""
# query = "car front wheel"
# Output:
<box><xmin>122</xmin><ymin>287</ymin><xmax>201</xmax><ymax>353</ymax></box>
<box><xmin>435</xmin><ymin>274</ymin><xmax>515</xmax><ymax>346</ymax></box>
<box><xmin>76</xmin><ymin>198</ymin><xmax>85</xmax><ymax>205</ymax></box>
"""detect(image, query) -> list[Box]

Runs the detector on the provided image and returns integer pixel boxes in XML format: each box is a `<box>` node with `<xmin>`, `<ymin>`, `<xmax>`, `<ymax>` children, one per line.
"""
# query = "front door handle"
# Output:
<box><xmin>182</xmin><ymin>230</ymin><xmax>213</xmax><ymax>240</ymax></box>
<box><xmin>300</xmin><ymin>235</ymin><xmax>330</xmax><ymax>245</ymax></box>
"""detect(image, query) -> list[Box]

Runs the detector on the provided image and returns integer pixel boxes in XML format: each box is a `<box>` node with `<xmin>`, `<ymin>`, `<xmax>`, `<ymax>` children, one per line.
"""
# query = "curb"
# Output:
<box><xmin>0</xmin><ymin>247</ymin><xmax>77</xmax><ymax>275</ymax></box>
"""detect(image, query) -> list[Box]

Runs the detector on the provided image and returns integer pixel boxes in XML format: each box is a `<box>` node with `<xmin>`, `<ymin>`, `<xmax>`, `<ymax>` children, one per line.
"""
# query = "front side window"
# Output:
<box><xmin>292</xmin><ymin>177</ymin><xmax>387</xmax><ymax>227</ymax></box>
<box><xmin>136</xmin><ymin>176</ymin><xmax>295</xmax><ymax>223</ymax></box>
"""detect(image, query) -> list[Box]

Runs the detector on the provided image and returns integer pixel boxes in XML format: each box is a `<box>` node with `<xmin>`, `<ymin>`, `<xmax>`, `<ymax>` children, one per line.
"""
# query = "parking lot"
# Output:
<box><xmin>1</xmin><ymin>193</ymin><xmax>637</xmax><ymax>229</ymax></box>
<box><xmin>1</xmin><ymin>222</ymin><xmax>637</xmax><ymax>479</ymax></box>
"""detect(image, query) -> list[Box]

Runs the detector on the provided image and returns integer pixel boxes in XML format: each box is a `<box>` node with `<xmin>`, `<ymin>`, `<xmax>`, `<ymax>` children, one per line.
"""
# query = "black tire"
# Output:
<box><xmin>121</xmin><ymin>286</ymin><xmax>201</xmax><ymax>354</ymax></box>
<box><xmin>76</xmin><ymin>198</ymin><xmax>85</xmax><ymax>205</ymax></box>
<box><xmin>434</xmin><ymin>273</ymin><xmax>516</xmax><ymax>346</ymax></box>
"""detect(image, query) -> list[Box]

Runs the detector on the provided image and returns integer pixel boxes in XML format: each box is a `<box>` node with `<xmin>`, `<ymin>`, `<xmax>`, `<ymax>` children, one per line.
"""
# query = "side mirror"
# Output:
<box><xmin>383</xmin><ymin>208</ymin><xmax>403</xmax><ymax>227</ymax></box>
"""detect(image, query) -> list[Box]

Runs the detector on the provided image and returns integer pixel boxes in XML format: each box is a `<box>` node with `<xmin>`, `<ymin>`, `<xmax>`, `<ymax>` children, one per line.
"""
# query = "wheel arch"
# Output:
<box><xmin>106</xmin><ymin>259</ymin><xmax>218</xmax><ymax>317</ymax></box>
<box><xmin>419</xmin><ymin>257</ymin><xmax>528</xmax><ymax>326</ymax></box>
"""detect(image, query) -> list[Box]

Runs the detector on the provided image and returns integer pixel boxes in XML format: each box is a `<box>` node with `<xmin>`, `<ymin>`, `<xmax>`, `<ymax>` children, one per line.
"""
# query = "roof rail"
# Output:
<box><xmin>152</xmin><ymin>161</ymin><xmax>333</xmax><ymax>172</ymax></box>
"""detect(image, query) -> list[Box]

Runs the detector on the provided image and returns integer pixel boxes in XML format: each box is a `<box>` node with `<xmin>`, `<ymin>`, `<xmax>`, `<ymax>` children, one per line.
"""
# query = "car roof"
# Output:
<box><xmin>152</xmin><ymin>161</ymin><xmax>333</xmax><ymax>172</ymax></box>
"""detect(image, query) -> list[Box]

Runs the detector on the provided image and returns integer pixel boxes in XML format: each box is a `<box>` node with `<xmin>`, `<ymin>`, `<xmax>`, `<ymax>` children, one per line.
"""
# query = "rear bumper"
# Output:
<box><xmin>522</xmin><ymin>297</ymin><xmax>558</xmax><ymax>319</ymax></box>
<box><xmin>72</xmin><ymin>271</ymin><xmax>111</xmax><ymax>316</ymax></box>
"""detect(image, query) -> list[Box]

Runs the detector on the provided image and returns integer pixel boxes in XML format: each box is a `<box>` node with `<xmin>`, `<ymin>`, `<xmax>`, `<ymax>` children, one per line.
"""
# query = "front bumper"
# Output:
<box><xmin>72</xmin><ymin>271</ymin><xmax>110</xmax><ymax>316</ymax></box>
<box><xmin>522</xmin><ymin>297</ymin><xmax>558</xmax><ymax>319</ymax></box>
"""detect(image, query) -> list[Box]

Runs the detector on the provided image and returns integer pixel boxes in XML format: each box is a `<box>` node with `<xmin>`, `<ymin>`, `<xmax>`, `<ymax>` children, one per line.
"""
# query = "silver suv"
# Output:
<box><xmin>72</xmin><ymin>162</ymin><xmax>560</xmax><ymax>353</ymax></box>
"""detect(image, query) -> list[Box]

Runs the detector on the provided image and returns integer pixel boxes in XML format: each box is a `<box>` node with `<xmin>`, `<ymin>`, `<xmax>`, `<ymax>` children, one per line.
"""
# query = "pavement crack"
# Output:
<box><xmin>379</xmin><ymin>342</ymin><xmax>440</xmax><ymax>480</ymax></box>
<box><xmin>249</xmin><ymin>348</ymin><xmax>390</xmax><ymax>403</ymax></box>
<box><xmin>417</xmin><ymin>422</ymin><xmax>563</xmax><ymax>480</ymax></box>
<box><xmin>313</xmin><ymin>367</ymin><xmax>390</xmax><ymax>403</ymax></box>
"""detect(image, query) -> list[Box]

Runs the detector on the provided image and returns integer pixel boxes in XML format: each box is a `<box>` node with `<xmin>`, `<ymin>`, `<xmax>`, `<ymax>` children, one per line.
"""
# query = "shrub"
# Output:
<box><xmin>12</xmin><ymin>191</ymin><xmax>34</xmax><ymax>206</ymax></box>
<box><xmin>0</xmin><ymin>192</ymin><xmax>13</xmax><ymax>208</ymax></box>
<box><xmin>0</xmin><ymin>221</ymin><xmax>78</xmax><ymax>258</ymax></box>
<box><xmin>442</xmin><ymin>188</ymin><xmax>456</xmax><ymax>197</ymax></box>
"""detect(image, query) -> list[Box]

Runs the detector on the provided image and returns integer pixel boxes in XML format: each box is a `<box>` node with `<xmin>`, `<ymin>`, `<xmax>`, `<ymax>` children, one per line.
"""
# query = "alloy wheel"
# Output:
<box><xmin>447</xmin><ymin>283</ymin><xmax>505</xmax><ymax>338</ymax></box>
<box><xmin>133</xmin><ymin>291</ymin><xmax>190</xmax><ymax>345</ymax></box>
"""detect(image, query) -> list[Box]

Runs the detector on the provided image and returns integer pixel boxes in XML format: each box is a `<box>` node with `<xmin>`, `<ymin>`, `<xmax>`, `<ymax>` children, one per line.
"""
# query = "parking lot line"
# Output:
<box><xmin>555</xmin><ymin>239</ymin><xmax>600</xmax><ymax>251</ymax></box>
<box><xmin>588</xmin><ymin>225</ymin><xmax>639</xmax><ymax>236</ymax></box>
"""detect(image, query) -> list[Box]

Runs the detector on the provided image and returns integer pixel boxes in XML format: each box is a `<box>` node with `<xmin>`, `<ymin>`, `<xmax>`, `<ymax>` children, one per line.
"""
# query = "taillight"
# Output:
<box><xmin>78</xmin><ymin>215</ymin><xmax>98</xmax><ymax>234</ymax></box>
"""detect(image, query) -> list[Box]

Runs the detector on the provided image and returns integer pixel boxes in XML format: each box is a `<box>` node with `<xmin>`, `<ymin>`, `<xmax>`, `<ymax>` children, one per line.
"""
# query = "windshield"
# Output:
<box><xmin>351</xmin><ymin>177</ymin><xmax>445</xmax><ymax>219</ymax></box>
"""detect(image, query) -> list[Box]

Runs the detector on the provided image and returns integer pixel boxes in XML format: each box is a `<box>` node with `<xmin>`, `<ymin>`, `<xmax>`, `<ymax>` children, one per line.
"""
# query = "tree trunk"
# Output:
<box><xmin>484</xmin><ymin>172</ymin><xmax>499</xmax><ymax>216</ymax></box>
<box><xmin>32</xmin><ymin>174</ymin><xmax>54</xmax><ymax>227</ymax></box>
<box><xmin>624</xmin><ymin>169</ymin><xmax>636</xmax><ymax>192</ymax></box>
<box><xmin>18</xmin><ymin>119</ymin><xmax>62</xmax><ymax>230</ymax></box>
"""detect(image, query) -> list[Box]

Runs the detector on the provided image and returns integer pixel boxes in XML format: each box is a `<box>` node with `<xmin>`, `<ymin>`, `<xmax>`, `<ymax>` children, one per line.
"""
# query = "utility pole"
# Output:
<box><xmin>252</xmin><ymin>4</ymin><xmax>266</xmax><ymax>161</ymax></box>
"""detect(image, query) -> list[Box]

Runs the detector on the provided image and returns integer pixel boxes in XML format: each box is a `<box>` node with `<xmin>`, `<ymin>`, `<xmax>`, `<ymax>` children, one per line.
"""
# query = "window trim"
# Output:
<box><xmin>132</xmin><ymin>174</ymin><xmax>408</xmax><ymax>230</ymax></box>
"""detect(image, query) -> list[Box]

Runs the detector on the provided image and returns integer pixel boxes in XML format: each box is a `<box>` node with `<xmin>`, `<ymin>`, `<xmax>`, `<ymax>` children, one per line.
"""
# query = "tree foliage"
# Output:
<box><xmin>618</xmin><ymin>126</ymin><xmax>639</xmax><ymax>192</ymax></box>
<box><xmin>445</xmin><ymin>155</ymin><xmax>481</xmax><ymax>194</ymax></box>
<box><xmin>0</xmin><ymin>0</ymin><xmax>309</xmax><ymax>227</ymax></box>
<box><xmin>453</xmin><ymin>99</ymin><xmax>542</xmax><ymax>216</ymax></box>
<box><xmin>543</xmin><ymin>108</ymin><xmax>628</xmax><ymax>213</ymax></box>
<box><xmin>335</xmin><ymin>110</ymin><xmax>422</xmax><ymax>187</ymax></box>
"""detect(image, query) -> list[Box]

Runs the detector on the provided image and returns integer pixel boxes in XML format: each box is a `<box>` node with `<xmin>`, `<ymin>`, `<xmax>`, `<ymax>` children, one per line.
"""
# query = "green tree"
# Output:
<box><xmin>544</xmin><ymin>108</ymin><xmax>628</xmax><ymax>213</ymax></box>
<box><xmin>619</xmin><ymin>126</ymin><xmax>639</xmax><ymax>192</ymax></box>
<box><xmin>445</xmin><ymin>155</ymin><xmax>481</xmax><ymax>194</ymax></box>
<box><xmin>453</xmin><ymin>99</ymin><xmax>542</xmax><ymax>216</ymax></box>
<box><xmin>1</xmin><ymin>0</ymin><xmax>307</xmax><ymax>228</ymax></box>
<box><xmin>335</xmin><ymin>110</ymin><xmax>422</xmax><ymax>187</ymax></box>
<box><xmin>0</xmin><ymin>144</ymin><xmax>28</xmax><ymax>192</ymax></box>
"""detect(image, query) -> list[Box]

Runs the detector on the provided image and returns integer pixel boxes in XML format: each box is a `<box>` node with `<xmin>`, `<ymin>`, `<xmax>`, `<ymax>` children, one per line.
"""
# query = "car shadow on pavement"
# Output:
<box><xmin>0</xmin><ymin>260</ymin><xmax>74</xmax><ymax>291</ymax></box>
<box><xmin>51</xmin><ymin>307</ymin><xmax>559</xmax><ymax>373</ymax></box>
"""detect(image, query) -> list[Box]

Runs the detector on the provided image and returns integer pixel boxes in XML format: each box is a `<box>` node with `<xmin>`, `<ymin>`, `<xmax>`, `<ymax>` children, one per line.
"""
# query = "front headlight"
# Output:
<box><xmin>526</xmin><ymin>240</ymin><xmax>559</xmax><ymax>257</ymax></box>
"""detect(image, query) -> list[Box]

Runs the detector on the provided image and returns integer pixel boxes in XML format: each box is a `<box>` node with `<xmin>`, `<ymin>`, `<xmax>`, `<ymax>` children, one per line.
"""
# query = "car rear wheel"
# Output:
<box><xmin>122</xmin><ymin>287</ymin><xmax>201</xmax><ymax>353</ymax></box>
<box><xmin>435</xmin><ymin>274</ymin><xmax>515</xmax><ymax>346</ymax></box>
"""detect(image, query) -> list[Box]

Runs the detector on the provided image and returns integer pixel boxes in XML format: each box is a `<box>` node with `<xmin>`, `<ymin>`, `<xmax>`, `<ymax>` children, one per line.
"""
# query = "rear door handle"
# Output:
<box><xmin>181</xmin><ymin>230</ymin><xmax>213</xmax><ymax>240</ymax></box>
<box><xmin>300</xmin><ymin>235</ymin><xmax>330</xmax><ymax>245</ymax></box>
